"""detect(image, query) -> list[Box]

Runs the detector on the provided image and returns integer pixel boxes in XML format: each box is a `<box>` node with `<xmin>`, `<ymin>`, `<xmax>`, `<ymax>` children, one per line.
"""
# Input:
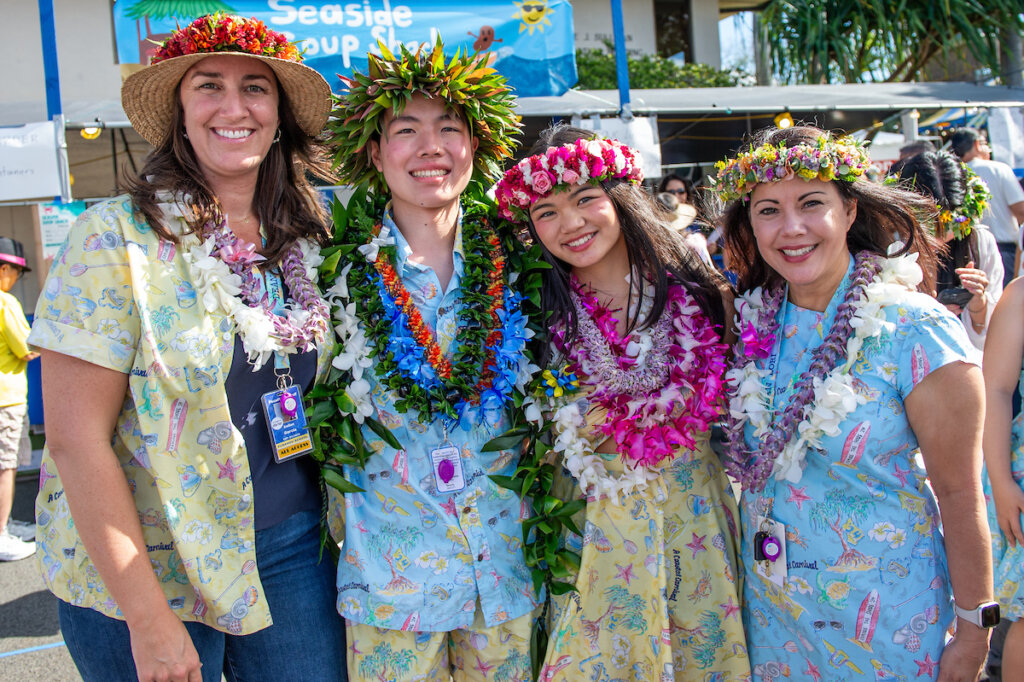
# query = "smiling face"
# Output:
<box><xmin>178</xmin><ymin>55</ymin><xmax>280</xmax><ymax>190</ymax></box>
<box><xmin>529</xmin><ymin>183</ymin><xmax>627</xmax><ymax>279</ymax></box>
<box><xmin>369</xmin><ymin>95</ymin><xmax>478</xmax><ymax>220</ymax></box>
<box><xmin>749</xmin><ymin>178</ymin><xmax>857</xmax><ymax>311</ymax></box>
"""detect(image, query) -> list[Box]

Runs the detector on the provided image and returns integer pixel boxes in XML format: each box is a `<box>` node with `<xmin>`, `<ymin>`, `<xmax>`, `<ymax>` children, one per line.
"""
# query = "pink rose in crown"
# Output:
<box><xmin>531</xmin><ymin>170</ymin><xmax>555</xmax><ymax>194</ymax></box>
<box><xmin>561</xmin><ymin>169</ymin><xmax>579</xmax><ymax>184</ymax></box>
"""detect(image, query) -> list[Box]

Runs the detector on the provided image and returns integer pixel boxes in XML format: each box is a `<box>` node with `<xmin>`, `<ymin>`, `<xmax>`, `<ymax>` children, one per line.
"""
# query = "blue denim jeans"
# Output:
<box><xmin>59</xmin><ymin>510</ymin><xmax>346</xmax><ymax>681</ymax></box>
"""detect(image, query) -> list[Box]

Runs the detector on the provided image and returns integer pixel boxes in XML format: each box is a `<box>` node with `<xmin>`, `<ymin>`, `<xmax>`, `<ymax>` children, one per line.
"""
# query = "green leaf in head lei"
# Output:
<box><xmin>328</xmin><ymin>37</ymin><xmax>521</xmax><ymax>192</ymax></box>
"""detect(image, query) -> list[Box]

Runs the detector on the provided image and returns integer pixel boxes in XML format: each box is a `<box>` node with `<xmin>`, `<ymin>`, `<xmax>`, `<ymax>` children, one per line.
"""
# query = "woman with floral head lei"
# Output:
<box><xmin>29</xmin><ymin>14</ymin><xmax>345</xmax><ymax>681</ymax></box>
<box><xmin>320</xmin><ymin>39</ymin><xmax>541</xmax><ymax>681</ymax></box>
<box><xmin>715</xmin><ymin>124</ymin><xmax>995</xmax><ymax>679</ymax></box>
<box><xmin>894</xmin><ymin>150</ymin><xmax>1001</xmax><ymax>350</ymax></box>
<box><xmin>495</xmin><ymin>123</ymin><xmax>749</xmax><ymax>680</ymax></box>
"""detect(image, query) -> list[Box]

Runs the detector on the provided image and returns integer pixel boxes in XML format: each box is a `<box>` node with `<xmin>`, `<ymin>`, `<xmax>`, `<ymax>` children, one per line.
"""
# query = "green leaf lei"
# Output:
<box><xmin>307</xmin><ymin>186</ymin><xmax>544</xmax><ymax>484</ymax></box>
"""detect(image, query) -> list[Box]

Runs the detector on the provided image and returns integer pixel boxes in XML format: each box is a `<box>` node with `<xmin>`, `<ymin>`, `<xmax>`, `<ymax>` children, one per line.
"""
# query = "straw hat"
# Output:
<box><xmin>122</xmin><ymin>14</ymin><xmax>331</xmax><ymax>147</ymax></box>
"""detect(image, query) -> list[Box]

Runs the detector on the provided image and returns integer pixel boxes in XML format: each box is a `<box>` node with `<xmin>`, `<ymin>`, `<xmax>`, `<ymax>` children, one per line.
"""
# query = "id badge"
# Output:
<box><xmin>431</xmin><ymin>445</ymin><xmax>466</xmax><ymax>493</ymax></box>
<box><xmin>260</xmin><ymin>385</ymin><xmax>313</xmax><ymax>463</ymax></box>
<box><xmin>753</xmin><ymin>515</ymin><xmax>788</xmax><ymax>588</ymax></box>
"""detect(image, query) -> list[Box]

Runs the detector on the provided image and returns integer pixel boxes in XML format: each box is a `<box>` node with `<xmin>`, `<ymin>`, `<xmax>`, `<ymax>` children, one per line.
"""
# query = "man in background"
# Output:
<box><xmin>0</xmin><ymin>238</ymin><xmax>37</xmax><ymax>561</ymax></box>
<box><xmin>951</xmin><ymin>127</ymin><xmax>1024</xmax><ymax>285</ymax></box>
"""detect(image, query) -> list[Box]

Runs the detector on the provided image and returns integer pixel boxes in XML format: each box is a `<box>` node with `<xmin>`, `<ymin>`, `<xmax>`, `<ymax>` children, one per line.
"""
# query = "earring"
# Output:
<box><xmin>182</xmin><ymin>130</ymin><xmax>189</xmax><ymax>140</ymax></box>
<box><xmin>272</xmin><ymin>129</ymin><xmax>281</xmax><ymax>144</ymax></box>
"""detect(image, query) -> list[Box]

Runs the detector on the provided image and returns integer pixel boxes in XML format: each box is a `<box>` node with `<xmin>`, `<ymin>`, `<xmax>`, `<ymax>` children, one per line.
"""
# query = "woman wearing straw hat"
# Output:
<box><xmin>29</xmin><ymin>14</ymin><xmax>345</xmax><ymax>681</ymax></box>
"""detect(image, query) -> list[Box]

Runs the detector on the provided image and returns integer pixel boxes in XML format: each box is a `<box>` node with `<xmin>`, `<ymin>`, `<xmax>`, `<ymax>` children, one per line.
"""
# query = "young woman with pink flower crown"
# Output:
<box><xmin>495</xmin><ymin>124</ymin><xmax>750</xmax><ymax>680</ymax></box>
<box><xmin>715</xmin><ymin>125</ymin><xmax>996</xmax><ymax>680</ymax></box>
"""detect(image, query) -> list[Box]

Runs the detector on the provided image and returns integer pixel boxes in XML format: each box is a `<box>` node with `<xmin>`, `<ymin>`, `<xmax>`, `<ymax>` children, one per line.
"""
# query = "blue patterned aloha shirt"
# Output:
<box><xmin>335</xmin><ymin>208</ymin><xmax>539</xmax><ymax>632</ymax></box>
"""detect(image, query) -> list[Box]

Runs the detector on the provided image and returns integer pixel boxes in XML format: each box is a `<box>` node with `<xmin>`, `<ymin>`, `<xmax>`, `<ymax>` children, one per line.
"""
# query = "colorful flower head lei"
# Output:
<box><xmin>151</xmin><ymin>13</ymin><xmax>303</xmax><ymax>65</ymax></box>
<box><xmin>711</xmin><ymin>134</ymin><xmax>871</xmax><ymax>202</ymax></box>
<box><xmin>329</xmin><ymin>38</ymin><xmax>521</xmax><ymax>193</ymax></box>
<box><xmin>495</xmin><ymin>137</ymin><xmax>644</xmax><ymax>221</ymax></box>
<box><xmin>887</xmin><ymin>162</ymin><xmax>992</xmax><ymax>240</ymax></box>
<box><xmin>943</xmin><ymin>164</ymin><xmax>991</xmax><ymax>239</ymax></box>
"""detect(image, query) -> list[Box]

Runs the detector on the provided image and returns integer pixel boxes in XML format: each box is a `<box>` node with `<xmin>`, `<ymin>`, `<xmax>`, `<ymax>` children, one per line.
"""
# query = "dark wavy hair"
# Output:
<box><xmin>126</xmin><ymin>80</ymin><xmax>337</xmax><ymax>266</ymax></box>
<box><xmin>717</xmin><ymin>125</ymin><xmax>941</xmax><ymax>294</ymax></box>
<box><xmin>895</xmin><ymin>150</ymin><xmax>978</xmax><ymax>288</ymax></box>
<box><xmin>523</xmin><ymin>124</ymin><xmax>730</xmax><ymax>363</ymax></box>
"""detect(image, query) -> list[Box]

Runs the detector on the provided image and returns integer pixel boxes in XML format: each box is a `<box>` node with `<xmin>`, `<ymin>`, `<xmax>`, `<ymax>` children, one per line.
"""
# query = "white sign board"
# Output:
<box><xmin>0</xmin><ymin>122</ymin><xmax>61</xmax><ymax>201</ymax></box>
<box><xmin>575</xmin><ymin>115</ymin><xmax>662</xmax><ymax>181</ymax></box>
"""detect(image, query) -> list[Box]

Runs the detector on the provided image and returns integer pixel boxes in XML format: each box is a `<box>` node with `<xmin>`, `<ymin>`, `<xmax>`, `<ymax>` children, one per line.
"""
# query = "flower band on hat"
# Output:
<box><xmin>494</xmin><ymin>137</ymin><xmax>644</xmax><ymax>221</ymax></box>
<box><xmin>711</xmin><ymin>135</ymin><xmax>871</xmax><ymax>203</ymax></box>
<box><xmin>151</xmin><ymin>14</ymin><xmax>302</xmax><ymax>64</ymax></box>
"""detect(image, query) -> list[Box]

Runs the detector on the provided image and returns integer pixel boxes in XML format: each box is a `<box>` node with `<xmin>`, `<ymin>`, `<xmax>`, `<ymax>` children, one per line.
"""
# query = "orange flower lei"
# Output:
<box><xmin>372</xmin><ymin>226</ymin><xmax>506</xmax><ymax>395</ymax></box>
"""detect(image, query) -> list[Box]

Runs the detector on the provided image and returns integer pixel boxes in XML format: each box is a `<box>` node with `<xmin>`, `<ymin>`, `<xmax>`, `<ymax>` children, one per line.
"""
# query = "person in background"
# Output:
<box><xmin>655</xmin><ymin>191</ymin><xmax>713</xmax><ymax>265</ymax></box>
<box><xmin>894</xmin><ymin>151</ymin><xmax>1002</xmax><ymax>350</ymax></box>
<box><xmin>0</xmin><ymin>237</ymin><xmax>37</xmax><ymax>562</ymax></box>
<box><xmin>951</xmin><ymin>127</ymin><xmax>1024</xmax><ymax>285</ymax></box>
<box><xmin>716</xmin><ymin>125</ymin><xmax>996</xmax><ymax>680</ymax></box>
<box><xmin>30</xmin><ymin>14</ymin><xmax>345</xmax><ymax>681</ymax></box>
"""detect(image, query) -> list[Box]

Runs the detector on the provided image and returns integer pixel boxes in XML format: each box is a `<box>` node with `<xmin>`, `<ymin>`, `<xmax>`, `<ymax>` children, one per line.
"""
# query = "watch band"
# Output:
<box><xmin>953</xmin><ymin>601</ymin><xmax>1001</xmax><ymax>628</ymax></box>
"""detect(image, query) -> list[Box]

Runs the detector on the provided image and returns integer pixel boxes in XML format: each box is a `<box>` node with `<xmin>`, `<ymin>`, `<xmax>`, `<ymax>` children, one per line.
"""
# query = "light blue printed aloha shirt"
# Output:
<box><xmin>740</xmin><ymin>257</ymin><xmax>976</xmax><ymax>681</ymax></box>
<box><xmin>335</xmin><ymin>209</ymin><xmax>539</xmax><ymax>632</ymax></box>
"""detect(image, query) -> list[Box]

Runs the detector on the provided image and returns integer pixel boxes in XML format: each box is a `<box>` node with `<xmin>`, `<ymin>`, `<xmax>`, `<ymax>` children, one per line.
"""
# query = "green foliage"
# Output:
<box><xmin>759</xmin><ymin>0</ymin><xmax>1024</xmax><ymax>84</ymax></box>
<box><xmin>575</xmin><ymin>47</ymin><xmax>744</xmax><ymax>90</ymax></box>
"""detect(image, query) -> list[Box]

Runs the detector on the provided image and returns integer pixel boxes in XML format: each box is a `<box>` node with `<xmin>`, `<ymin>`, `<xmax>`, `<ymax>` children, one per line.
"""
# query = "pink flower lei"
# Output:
<box><xmin>495</xmin><ymin>137</ymin><xmax>644</xmax><ymax>221</ymax></box>
<box><xmin>199</xmin><ymin>216</ymin><xmax>330</xmax><ymax>353</ymax></box>
<box><xmin>721</xmin><ymin>251</ymin><xmax>882</xmax><ymax>491</ymax></box>
<box><xmin>556</xmin><ymin>277</ymin><xmax>729</xmax><ymax>469</ymax></box>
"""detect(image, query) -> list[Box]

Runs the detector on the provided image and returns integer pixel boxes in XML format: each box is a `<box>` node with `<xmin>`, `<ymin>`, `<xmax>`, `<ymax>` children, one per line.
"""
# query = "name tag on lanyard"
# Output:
<box><xmin>255</xmin><ymin>266</ymin><xmax>313</xmax><ymax>462</ymax></box>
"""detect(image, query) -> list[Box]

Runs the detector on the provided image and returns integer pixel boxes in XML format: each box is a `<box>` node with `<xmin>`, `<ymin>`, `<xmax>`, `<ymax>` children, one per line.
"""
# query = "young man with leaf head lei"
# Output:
<box><xmin>312</xmin><ymin>39</ymin><xmax>542</xmax><ymax>680</ymax></box>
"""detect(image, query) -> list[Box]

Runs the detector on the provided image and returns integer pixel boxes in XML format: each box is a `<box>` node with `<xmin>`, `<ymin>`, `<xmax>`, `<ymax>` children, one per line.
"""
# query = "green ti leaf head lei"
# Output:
<box><xmin>328</xmin><ymin>37</ymin><xmax>522</xmax><ymax>192</ymax></box>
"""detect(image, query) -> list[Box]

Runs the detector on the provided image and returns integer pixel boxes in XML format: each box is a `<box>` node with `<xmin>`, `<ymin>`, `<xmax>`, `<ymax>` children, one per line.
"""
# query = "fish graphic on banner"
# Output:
<box><xmin>111</xmin><ymin>0</ymin><xmax>577</xmax><ymax>98</ymax></box>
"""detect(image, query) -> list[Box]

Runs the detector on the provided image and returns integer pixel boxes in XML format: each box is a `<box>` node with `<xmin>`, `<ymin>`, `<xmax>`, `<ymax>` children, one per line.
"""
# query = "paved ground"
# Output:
<box><xmin>0</xmin><ymin>467</ymin><xmax>79</xmax><ymax>681</ymax></box>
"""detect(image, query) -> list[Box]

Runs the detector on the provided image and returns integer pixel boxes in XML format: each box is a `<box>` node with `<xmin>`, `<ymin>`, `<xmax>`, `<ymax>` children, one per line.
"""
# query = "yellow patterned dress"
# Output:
<box><xmin>541</xmin><ymin>393</ymin><xmax>751</xmax><ymax>681</ymax></box>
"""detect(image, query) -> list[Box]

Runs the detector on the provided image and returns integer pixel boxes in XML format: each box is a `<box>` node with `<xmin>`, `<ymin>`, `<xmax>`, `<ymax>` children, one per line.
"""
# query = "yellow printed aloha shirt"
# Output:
<box><xmin>29</xmin><ymin>196</ymin><xmax>332</xmax><ymax>635</ymax></box>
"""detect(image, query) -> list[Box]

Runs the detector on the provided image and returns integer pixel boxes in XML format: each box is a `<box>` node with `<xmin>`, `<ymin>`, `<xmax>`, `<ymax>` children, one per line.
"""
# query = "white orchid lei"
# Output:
<box><xmin>159</xmin><ymin>193</ymin><xmax>329</xmax><ymax>370</ymax></box>
<box><xmin>722</xmin><ymin>251</ymin><xmax>923</xmax><ymax>491</ymax></box>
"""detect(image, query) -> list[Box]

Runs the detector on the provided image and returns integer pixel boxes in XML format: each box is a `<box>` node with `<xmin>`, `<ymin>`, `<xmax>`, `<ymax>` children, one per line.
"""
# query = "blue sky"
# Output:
<box><xmin>719</xmin><ymin>12</ymin><xmax>753</xmax><ymax>71</ymax></box>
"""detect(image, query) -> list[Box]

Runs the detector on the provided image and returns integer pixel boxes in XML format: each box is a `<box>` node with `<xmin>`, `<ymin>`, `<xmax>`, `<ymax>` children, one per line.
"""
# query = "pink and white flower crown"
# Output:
<box><xmin>495</xmin><ymin>137</ymin><xmax>644</xmax><ymax>221</ymax></box>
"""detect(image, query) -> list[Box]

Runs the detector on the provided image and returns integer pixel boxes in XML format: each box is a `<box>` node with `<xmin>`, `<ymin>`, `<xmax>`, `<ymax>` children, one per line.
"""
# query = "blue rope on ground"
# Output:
<box><xmin>0</xmin><ymin>640</ymin><xmax>66</xmax><ymax>659</ymax></box>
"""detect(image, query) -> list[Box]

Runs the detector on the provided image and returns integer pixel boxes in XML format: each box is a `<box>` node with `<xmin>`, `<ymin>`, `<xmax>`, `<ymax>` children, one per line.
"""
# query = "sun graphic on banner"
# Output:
<box><xmin>513</xmin><ymin>0</ymin><xmax>554</xmax><ymax>35</ymax></box>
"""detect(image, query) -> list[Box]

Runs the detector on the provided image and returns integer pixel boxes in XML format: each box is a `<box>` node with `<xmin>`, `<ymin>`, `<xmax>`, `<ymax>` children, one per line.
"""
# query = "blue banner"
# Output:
<box><xmin>112</xmin><ymin>0</ymin><xmax>577</xmax><ymax>97</ymax></box>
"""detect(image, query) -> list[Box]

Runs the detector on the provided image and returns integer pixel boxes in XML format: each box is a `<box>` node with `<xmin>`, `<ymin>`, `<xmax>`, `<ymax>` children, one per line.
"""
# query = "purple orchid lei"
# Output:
<box><xmin>200</xmin><ymin>216</ymin><xmax>330</xmax><ymax>353</ymax></box>
<box><xmin>556</xmin><ymin>277</ymin><xmax>730</xmax><ymax>469</ymax></box>
<box><xmin>722</xmin><ymin>251</ymin><xmax>883</xmax><ymax>491</ymax></box>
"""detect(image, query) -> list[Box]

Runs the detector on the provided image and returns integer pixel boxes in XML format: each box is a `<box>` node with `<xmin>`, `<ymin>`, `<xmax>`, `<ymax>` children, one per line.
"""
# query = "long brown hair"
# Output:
<box><xmin>126</xmin><ymin>81</ymin><xmax>337</xmax><ymax>265</ymax></box>
<box><xmin>717</xmin><ymin>125</ymin><xmax>941</xmax><ymax>294</ymax></box>
<box><xmin>523</xmin><ymin>124</ymin><xmax>730</xmax><ymax>364</ymax></box>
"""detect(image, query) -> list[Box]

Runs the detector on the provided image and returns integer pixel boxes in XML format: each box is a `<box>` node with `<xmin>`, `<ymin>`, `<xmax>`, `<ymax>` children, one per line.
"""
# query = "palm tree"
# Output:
<box><xmin>809</xmin><ymin>488</ymin><xmax>875</xmax><ymax>569</ymax></box>
<box><xmin>758</xmin><ymin>0</ymin><xmax>1024</xmax><ymax>84</ymax></box>
<box><xmin>357</xmin><ymin>642</ymin><xmax>415</xmax><ymax>682</ymax></box>
<box><xmin>366</xmin><ymin>522</ymin><xmax>423</xmax><ymax>594</ymax></box>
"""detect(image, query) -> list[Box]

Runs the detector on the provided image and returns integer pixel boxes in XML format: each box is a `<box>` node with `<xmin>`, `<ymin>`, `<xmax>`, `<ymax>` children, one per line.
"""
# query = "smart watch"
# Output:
<box><xmin>953</xmin><ymin>601</ymin><xmax>1001</xmax><ymax>628</ymax></box>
